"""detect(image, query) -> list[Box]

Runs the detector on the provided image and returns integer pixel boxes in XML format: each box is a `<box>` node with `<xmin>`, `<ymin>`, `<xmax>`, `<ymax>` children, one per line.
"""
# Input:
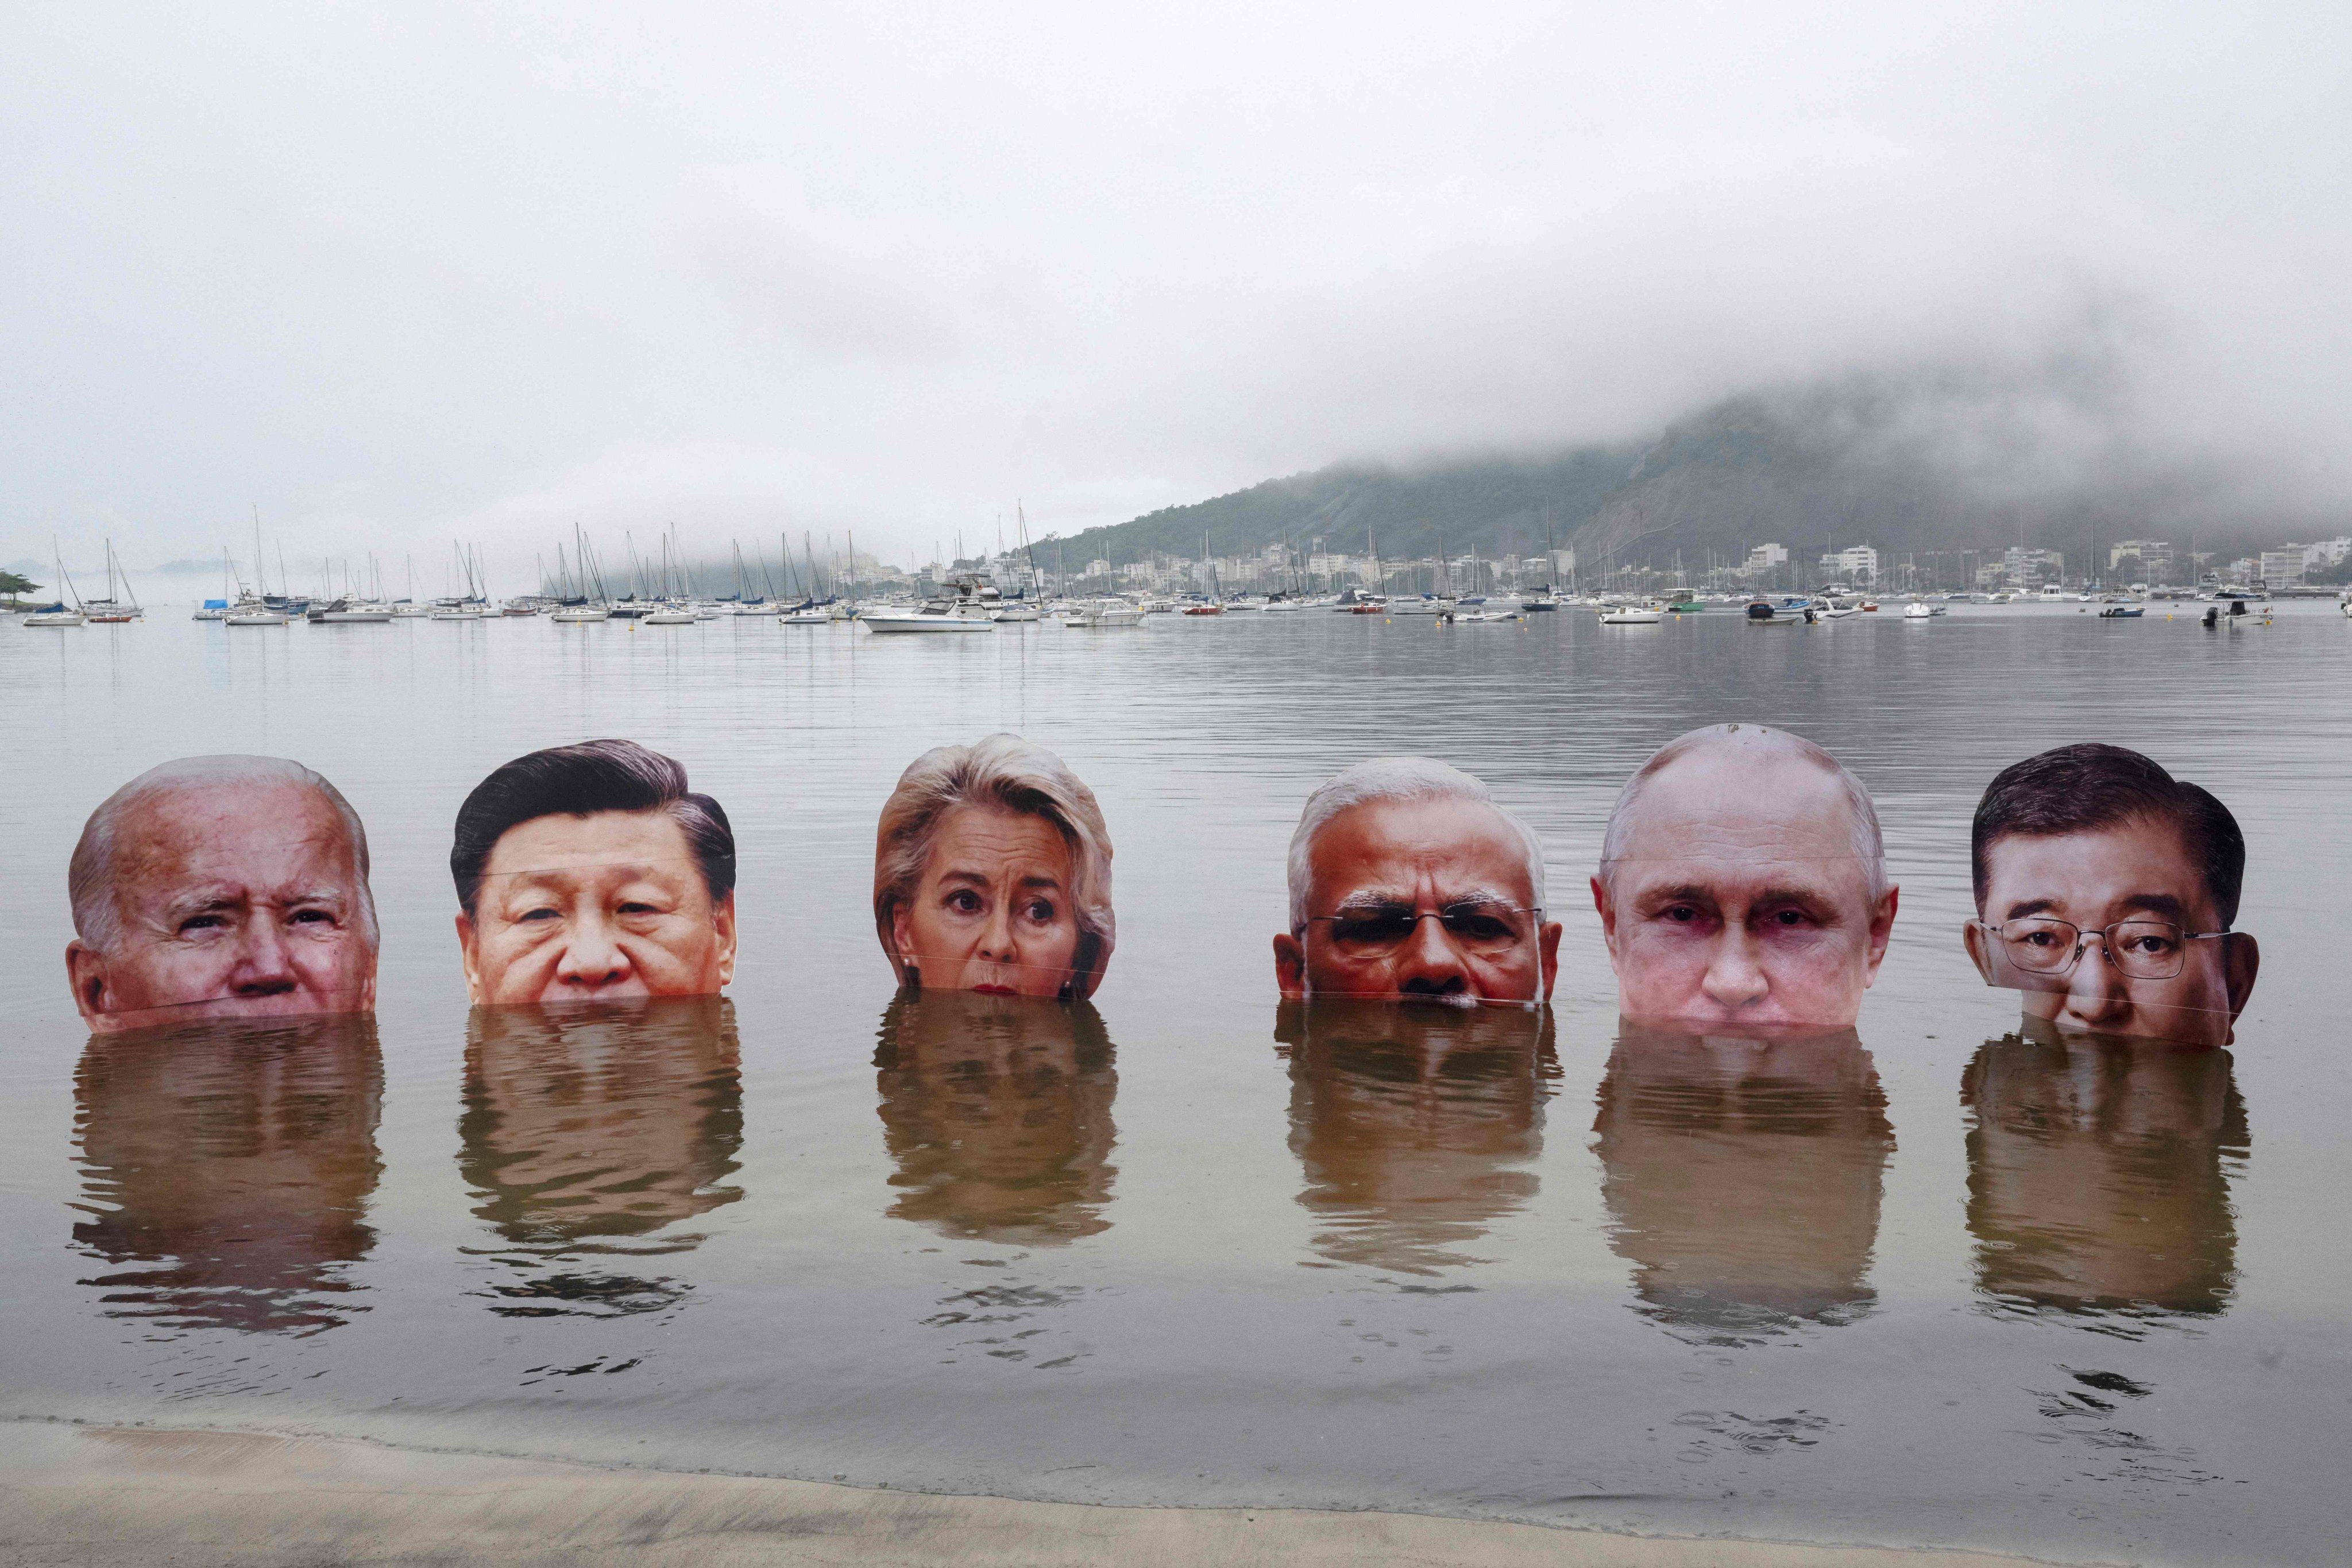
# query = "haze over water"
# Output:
<box><xmin>4</xmin><ymin>604</ymin><xmax>2349</xmax><ymax>1566</ymax></box>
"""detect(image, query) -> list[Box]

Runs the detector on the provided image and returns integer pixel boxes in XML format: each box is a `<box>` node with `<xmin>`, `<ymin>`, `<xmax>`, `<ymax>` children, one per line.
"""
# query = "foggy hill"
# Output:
<box><xmin>1042</xmin><ymin>368</ymin><xmax>2294</xmax><ymax>578</ymax></box>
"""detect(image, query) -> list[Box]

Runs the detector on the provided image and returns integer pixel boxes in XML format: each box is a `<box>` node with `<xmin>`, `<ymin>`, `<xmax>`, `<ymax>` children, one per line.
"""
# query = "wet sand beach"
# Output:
<box><xmin>0</xmin><ymin>1423</ymin><xmax>2068</xmax><ymax>1568</ymax></box>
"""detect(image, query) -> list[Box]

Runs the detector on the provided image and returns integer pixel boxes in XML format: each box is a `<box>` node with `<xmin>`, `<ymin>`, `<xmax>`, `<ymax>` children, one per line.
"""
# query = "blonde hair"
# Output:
<box><xmin>873</xmin><ymin>735</ymin><xmax>1115</xmax><ymax>997</ymax></box>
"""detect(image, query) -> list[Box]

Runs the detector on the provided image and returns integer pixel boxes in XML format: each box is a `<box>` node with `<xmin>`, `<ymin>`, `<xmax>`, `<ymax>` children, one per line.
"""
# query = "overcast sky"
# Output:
<box><xmin>5</xmin><ymin>2</ymin><xmax>2346</xmax><ymax>578</ymax></box>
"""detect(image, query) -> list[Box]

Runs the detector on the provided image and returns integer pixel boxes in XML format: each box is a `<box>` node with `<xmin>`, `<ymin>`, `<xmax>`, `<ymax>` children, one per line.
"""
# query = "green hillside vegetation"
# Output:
<box><xmin>1037</xmin><ymin>373</ymin><xmax>2292</xmax><ymax>588</ymax></box>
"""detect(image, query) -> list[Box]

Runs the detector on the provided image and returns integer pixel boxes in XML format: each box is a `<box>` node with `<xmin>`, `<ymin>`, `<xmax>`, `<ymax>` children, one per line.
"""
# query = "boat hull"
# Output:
<box><xmin>862</xmin><ymin>615</ymin><xmax>995</xmax><ymax>634</ymax></box>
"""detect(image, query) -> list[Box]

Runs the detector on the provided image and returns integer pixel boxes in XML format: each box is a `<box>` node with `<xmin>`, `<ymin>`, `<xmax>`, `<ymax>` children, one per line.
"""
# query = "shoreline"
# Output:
<box><xmin>0</xmin><ymin>1420</ymin><xmax>2099</xmax><ymax>1568</ymax></box>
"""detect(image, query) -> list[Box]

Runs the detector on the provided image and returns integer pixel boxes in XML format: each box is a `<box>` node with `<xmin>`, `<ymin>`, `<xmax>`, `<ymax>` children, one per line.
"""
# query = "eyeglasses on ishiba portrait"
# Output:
<box><xmin>1971</xmin><ymin>916</ymin><xmax>2230</xmax><ymax>982</ymax></box>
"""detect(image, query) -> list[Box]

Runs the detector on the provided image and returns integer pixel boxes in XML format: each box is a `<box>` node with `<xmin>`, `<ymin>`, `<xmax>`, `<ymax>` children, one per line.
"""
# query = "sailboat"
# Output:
<box><xmin>82</xmin><ymin>540</ymin><xmax>142</xmax><ymax>621</ymax></box>
<box><xmin>1181</xmin><ymin>530</ymin><xmax>1226</xmax><ymax>614</ymax></box>
<box><xmin>194</xmin><ymin>548</ymin><xmax>234</xmax><ymax>620</ymax></box>
<box><xmin>23</xmin><ymin>540</ymin><xmax>86</xmax><ymax>627</ymax></box>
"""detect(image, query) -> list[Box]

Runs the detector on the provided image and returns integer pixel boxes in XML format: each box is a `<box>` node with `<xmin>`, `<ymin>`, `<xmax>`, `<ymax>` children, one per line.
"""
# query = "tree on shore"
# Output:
<box><xmin>0</xmin><ymin>569</ymin><xmax>40</xmax><ymax>596</ymax></box>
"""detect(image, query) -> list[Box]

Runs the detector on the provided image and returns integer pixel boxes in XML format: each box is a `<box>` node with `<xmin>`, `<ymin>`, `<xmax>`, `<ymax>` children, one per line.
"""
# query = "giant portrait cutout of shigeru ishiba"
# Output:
<box><xmin>1273</xmin><ymin>758</ymin><xmax>1562</xmax><ymax>1006</ymax></box>
<box><xmin>66</xmin><ymin>756</ymin><xmax>380</xmax><ymax>1032</ymax></box>
<box><xmin>453</xmin><ymin>740</ymin><xmax>737</xmax><ymax>1005</ymax></box>
<box><xmin>1592</xmin><ymin>725</ymin><xmax>1897</xmax><ymax>1032</ymax></box>
<box><xmin>1963</xmin><ymin>744</ymin><xmax>2258</xmax><ymax>1048</ymax></box>
<box><xmin>873</xmin><ymin>735</ymin><xmax>1115</xmax><ymax>1002</ymax></box>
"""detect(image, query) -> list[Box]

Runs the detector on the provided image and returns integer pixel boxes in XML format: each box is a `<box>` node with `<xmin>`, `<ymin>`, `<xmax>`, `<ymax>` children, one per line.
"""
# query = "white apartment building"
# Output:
<box><xmin>1739</xmin><ymin>543</ymin><xmax>1788</xmax><ymax>577</ymax></box>
<box><xmin>1817</xmin><ymin>545</ymin><xmax>1879</xmax><ymax>582</ymax></box>
<box><xmin>2260</xmin><ymin>550</ymin><xmax>2304</xmax><ymax>588</ymax></box>
<box><xmin>2002</xmin><ymin>547</ymin><xmax>2066</xmax><ymax>585</ymax></box>
<box><xmin>2108</xmin><ymin>539</ymin><xmax>2174</xmax><ymax>576</ymax></box>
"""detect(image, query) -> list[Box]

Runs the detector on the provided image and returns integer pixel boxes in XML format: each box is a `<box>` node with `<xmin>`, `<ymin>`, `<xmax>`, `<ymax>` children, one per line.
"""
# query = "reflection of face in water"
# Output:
<box><xmin>1277</xmin><ymin>999</ymin><xmax>1555</xmax><ymax>1275</ymax></box>
<box><xmin>73</xmin><ymin>1015</ymin><xmax>384</xmax><ymax>1335</ymax></box>
<box><xmin>1592</xmin><ymin>1022</ymin><xmax>1894</xmax><ymax>1340</ymax></box>
<box><xmin>873</xmin><ymin>991</ymin><xmax>1117</xmax><ymax>1245</ymax></box>
<box><xmin>458</xmin><ymin>997</ymin><xmax>743</xmax><ymax>1316</ymax></box>
<box><xmin>1963</xmin><ymin>1030</ymin><xmax>2247</xmax><ymax>1320</ymax></box>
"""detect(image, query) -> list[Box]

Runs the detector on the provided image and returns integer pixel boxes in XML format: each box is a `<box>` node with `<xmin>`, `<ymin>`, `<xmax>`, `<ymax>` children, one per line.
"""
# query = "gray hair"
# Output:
<box><xmin>1287</xmin><ymin>756</ymin><xmax>1548</xmax><ymax>929</ymax></box>
<box><xmin>873</xmin><ymin>734</ymin><xmax>1115</xmax><ymax>990</ymax></box>
<box><xmin>1598</xmin><ymin>724</ymin><xmax>1887</xmax><ymax>896</ymax></box>
<box><xmin>68</xmin><ymin>755</ymin><xmax>379</xmax><ymax>955</ymax></box>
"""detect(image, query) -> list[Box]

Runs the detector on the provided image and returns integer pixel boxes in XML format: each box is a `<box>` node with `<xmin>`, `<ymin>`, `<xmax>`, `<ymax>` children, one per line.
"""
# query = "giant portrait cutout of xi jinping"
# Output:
<box><xmin>453</xmin><ymin>740</ymin><xmax>737</xmax><ymax>1005</ymax></box>
<box><xmin>66</xmin><ymin>756</ymin><xmax>380</xmax><ymax>1032</ymax></box>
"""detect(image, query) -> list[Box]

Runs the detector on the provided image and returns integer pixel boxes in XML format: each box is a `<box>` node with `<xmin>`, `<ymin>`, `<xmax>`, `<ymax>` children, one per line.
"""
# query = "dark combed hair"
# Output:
<box><xmin>451</xmin><ymin>739</ymin><xmax>736</xmax><ymax>916</ymax></box>
<box><xmin>1971</xmin><ymin>743</ymin><xmax>2244</xmax><ymax>925</ymax></box>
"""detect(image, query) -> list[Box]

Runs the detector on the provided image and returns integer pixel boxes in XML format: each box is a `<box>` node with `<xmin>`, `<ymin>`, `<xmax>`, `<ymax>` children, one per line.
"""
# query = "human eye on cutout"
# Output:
<box><xmin>945</xmin><ymin>888</ymin><xmax>985</xmax><ymax>915</ymax></box>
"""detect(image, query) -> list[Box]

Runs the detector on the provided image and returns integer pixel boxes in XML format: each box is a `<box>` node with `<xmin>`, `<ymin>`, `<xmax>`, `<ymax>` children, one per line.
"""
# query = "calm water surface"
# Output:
<box><xmin>3</xmin><ymin>604</ymin><xmax>2349</xmax><ymax>1567</ymax></box>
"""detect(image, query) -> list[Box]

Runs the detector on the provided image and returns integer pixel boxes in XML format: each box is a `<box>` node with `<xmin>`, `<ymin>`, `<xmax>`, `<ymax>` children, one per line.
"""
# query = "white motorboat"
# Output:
<box><xmin>863</xmin><ymin>602</ymin><xmax>996</xmax><ymax>633</ymax></box>
<box><xmin>549</xmin><ymin>603</ymin><xmax>611</xmax><ymax>624</ymax></box>
<box><xmin>226</xmin><ymin>608</ymin><xmax>290</xmax><ymax>626</ymax></box>
<box><xmin>990</xmin><ymin>603</ymin><xmax>1043</xmax><ymax>622</ymax></box>
<box><xmin>1459</xmin><ymin>608</ymin><xmax>1523</xmax><ymax>623</ymax></box>
<box><xmin>1902</xmin><ymin>600</ymin><xmax>1942</xmax><ymax>619</ymax></box>
<box><xmin>1262</xmin><ymin>597</ymin><xmax>1310</xmax><ymax>613</ymax></box>
<box><xmin>430</xmin><ymin>605</ymin><xmax>489</xmax><ymax>621</ymax></box>
<box><xmin>865</xmin><ymin>577</ymin><xmax>999</xmax><ymax>634</ymax></box>
<box><xmin>1392</xmin><ymin>596</ymin><xmax>1455</xmax><ymax>616</ymax></box>
<box><xmin>642</xmin><ymin>607</ymin><xmax>699</xmax><ymax>625</ymax></box>
<box><xmin>308</xmin><ymin>598</ymin><xmax>393</xmax><ymax>624</ymax></box>
<box><xmin>1064</xmin><ymin>598</ymin><xmax>1144</xmax><ymax>629</ymax></box>
<box><xmin>1598</xmin><ymin>604</ymin><xmax>1666</xmax><ymax>624</ymax></box>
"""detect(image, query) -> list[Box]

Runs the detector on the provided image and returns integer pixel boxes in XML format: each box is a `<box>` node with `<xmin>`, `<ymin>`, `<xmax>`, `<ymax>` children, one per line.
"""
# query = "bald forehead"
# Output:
<box><xmin>1614</xmin><ymin>747</ymin><xmax>1864</xmax><ymax>865</ymax></box>
<box><xmin>117</xmin><ymin>782</ymin><xmax>354</xmax><ymax>874</ymax></box>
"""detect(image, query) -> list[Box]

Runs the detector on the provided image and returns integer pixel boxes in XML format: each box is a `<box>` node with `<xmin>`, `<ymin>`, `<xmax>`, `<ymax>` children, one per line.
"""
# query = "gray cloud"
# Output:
<box><xmin>3</xmin><ymin>1</ymin><xmax>2346</xmax><ymax>582</ymax></box>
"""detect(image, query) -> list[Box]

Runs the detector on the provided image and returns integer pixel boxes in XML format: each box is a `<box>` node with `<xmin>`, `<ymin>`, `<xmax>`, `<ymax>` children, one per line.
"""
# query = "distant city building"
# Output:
<box><xmin>1817</xmin><ymin>545</ymin><xmax>1879</xmax><ymax>583</ymax></box>
<box><xmin>2002</xmin><ymin>547</ymin><xmax>2066</xmax><ymax>586</ymax></box>
<box><xmin>2303</xmin><ymin>538</ymin><xmax>2351</xmax><ymax>569</ymax></box>
<box><xmin>2260</xmin><ymin>549</ymin><xmax>2304</xmax><ymax>588</ymax></box>
<box><xmin>2108</xmin><ymin>539</ymin><xmax>2174</xmax><ymax>578</ymax></box>
<box><xmin>2226</xmin><ymin>556</ymin><xmax>2260</xmax><ymax>586</ymax></box>
<box><xmin>1084</xmin><ymin>559</ymin><xmax>1111</xmax><ymax>578</ymax></box>
<box><xmin>1737</xmin><ymin>543</ymin><xmax>1788</xmax><ymax>578</ymax></box>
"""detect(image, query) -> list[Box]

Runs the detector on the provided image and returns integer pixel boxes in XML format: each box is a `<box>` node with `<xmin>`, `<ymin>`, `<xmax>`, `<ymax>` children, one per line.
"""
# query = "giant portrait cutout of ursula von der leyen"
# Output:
<box><xmin>67</xmin><ymin>756</ymin><xmax>380</xmax><ymax>1032</ymax></box>
<box><xmin>1964</xmin><ymin>743</ymin><xmax>2257</xmax><ymax>1049</ymax></box>
<box><xmin>453</xmin><ymin>740</ymin><xmax>737</xmax><ymax>1005</ymax></box>
<box><xmin>873</xmin><ymin>734</ymin><xmax>1115</xmax><ymax>1002</ymax></box>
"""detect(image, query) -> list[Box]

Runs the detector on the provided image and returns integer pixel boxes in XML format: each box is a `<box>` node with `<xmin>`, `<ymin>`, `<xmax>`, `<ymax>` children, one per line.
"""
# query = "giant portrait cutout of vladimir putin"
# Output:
<box><xmin>1592</xmin><ymin>725</ymin><xmax>1897</xmax><ymax>1032</ymax></box>
<box><xmin>66</xmin><ymin>756</ymin><xmax>380</xmax><ymax>1032</ymax></box>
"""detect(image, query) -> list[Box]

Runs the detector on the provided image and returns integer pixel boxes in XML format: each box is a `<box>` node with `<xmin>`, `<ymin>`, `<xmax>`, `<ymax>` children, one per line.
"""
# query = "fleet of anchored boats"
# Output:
<box><xmin>17</xmin><ymin>523</ymin><xmax>2340</xmax><ymax>633</ymax></box>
